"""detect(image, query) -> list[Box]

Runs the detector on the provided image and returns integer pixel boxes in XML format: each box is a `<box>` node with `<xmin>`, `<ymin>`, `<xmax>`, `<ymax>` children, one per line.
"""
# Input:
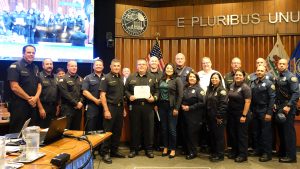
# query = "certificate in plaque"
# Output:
<box><xmin>134</xmin><ymin>86</ymin><xmax>150</xmax><ymax>99</ymax></box>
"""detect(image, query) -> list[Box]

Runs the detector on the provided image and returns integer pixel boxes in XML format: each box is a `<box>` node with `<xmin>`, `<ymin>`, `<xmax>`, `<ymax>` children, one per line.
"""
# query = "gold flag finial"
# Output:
<box><xmin>155</xmin><ymin>32</ymin><xmax>160</xmax><ymax>41</ymax></box>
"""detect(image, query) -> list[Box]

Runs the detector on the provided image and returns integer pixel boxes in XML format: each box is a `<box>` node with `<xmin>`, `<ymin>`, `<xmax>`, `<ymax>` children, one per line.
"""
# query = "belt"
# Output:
<box><xmin>132</xmin><ymin>101</ymin><xmax>149</xmax><ymax>106</ymax></box>
<box><xmin>108</xmin><ymin>102</ymin><xmax>123</xmax><ymax>107</ymax></box>
<box><xmin>41</xmin><ymin>102</ymin><xmax>57</xmax><ymax>106</ymax></box>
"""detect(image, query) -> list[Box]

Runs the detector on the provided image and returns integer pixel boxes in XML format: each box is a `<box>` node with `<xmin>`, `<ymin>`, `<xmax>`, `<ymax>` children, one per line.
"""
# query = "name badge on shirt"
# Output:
<box><xmin>192</xmin><ymin>89</ymin><xmax>195</xmax><ymax>93</ymax></box>
<box><xmin>282</xmin><ymin>77</ymin><xmax>286</xmax><ymax>81</ymax></box>
<box><xmin>262</xmin><ymin>83</ymin><xmax>266</xmax><ymax>87</ymax></box>
<box><xmin>237</xmin><ymin>87</ymin><xmax>241</xmax><ymax>92</ymax></box>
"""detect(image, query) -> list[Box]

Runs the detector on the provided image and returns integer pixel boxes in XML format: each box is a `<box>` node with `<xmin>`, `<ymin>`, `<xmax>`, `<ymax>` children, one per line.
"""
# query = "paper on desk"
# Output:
<box><xmin>6</xmin><ymin>146</ymin><xmax>20</xmax><ymax>152</ymax></box>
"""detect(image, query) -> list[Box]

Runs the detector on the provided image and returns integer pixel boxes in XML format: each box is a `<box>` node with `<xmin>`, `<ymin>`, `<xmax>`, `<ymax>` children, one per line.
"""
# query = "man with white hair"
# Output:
<box><xmin>198</xmin><ymin>57</ymin><xmax>225</xmax><ymax>92</ymax></box>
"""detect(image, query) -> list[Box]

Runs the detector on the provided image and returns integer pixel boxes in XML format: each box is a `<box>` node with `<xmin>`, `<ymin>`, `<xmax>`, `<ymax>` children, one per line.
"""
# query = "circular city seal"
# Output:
<box><xmin>121</xmin><ymin>9</ymin><xmax>148</xmax><ymax>36</ymax></box>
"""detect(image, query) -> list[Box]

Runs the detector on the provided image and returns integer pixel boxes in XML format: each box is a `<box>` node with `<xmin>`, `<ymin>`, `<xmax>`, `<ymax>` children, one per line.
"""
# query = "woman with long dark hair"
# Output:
<box><xmin>206</xmin><ymin>72</ymin><xmax>227</xmax><ymax>162</ymax></box>
<box><xmin>181</xmin><ymin>71</ymin><xmax>205</xmax><ymax>160</ymax></box>
<box><xmin>158</xmin><ymin>63</ymin><xmax>183</xmax><ymax>158</ymax></box>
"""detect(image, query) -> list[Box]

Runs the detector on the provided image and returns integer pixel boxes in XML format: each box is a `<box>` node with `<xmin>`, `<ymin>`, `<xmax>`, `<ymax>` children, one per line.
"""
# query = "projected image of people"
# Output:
<box><xmin>0</xmin><ymin>0</ymin><xmax>94</xmax><ymax>62</ymax></box>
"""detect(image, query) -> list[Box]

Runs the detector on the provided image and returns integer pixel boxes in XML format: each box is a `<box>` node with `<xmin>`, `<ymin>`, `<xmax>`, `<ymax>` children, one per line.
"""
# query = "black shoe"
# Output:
<box><xmin>111</xmin><ymin>151</ymin><xmax>126</xmax><ymax>158</ymax></box>
<box><xmin>234</xmin><ymin>156</ymin><xmax>247</xmax><ymax>163</ymax></box>
<box><xmin>210</xmin><ymin>156</ymin><xmax>224</xmax><ymax>162</ymax></box>
<box><xmin>279</xmin><ymin>157</ymin><xmax>297</xmax><ymax>163</ymax></box>
<box><xmin>249</xmin><ymin>150</ymin><xmax>261</xmax><ymax>157</ymax></box>
<box><xmin>186</xmin><ymin>153</ymin><xmax>196</xmax><ymax>160</ymax></box>
<box><xmin>162</xmin><ymin>152</ymin><xmax>168</xmax><ymax>157</ymax></box>
<box><xmin>169</xmin><ymin>154</ymin><xmax>176</xmax><ymax>159</ymax></box>
<box><xmin>146</xmin><ymin>151</ymin><xmax>154</xmax><ymax>158</ymax></box>
<box><xmin>102</xmin><ymin>154</ymin><xmax>112</xmax><ymax>164</ymax></box>
<box><xmin>227</xmin><ymin>153</ymin><xmax>236</xmax><ymax>159</ymax></box>
<box><xmin>259</xmin><ymin>154</ymin><xmax>272</xmax><ymax>162</ymax></box>
<box><xmin>128</xmin><ymin>151</ymin><xmax>138</xmax><ymax>158</ymax></box>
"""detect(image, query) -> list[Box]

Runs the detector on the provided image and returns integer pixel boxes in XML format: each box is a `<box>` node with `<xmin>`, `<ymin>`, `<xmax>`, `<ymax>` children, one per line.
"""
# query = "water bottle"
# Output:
<box><xmin>22</xmin><ymin>126</ymin><xmax>40</xmax><ymax>160</ymax></box>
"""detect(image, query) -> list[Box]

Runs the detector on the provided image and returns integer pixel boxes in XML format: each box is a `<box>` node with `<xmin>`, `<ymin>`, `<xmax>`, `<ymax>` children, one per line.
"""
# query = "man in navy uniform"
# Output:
<box><xmin>82</xmin><ymin>59</ymin><xmax>104</xmax><ymax>132</ymax></box>
<box><xmin>250</xmin><ymin>65</ymin><xmax>275</xmax><ymax>162</ymax></box>
<box><xmin>275</xmin><ymin>58</ymin><xmax>299</xmax><ymax>163</ymax></box>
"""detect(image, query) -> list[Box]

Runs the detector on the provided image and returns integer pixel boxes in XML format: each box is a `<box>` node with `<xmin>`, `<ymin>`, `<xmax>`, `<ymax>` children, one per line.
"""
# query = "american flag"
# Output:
<box><xmin>148</xmin><ymin>39</ymin><xmax>165</xmax><ymax>70</ymax></box>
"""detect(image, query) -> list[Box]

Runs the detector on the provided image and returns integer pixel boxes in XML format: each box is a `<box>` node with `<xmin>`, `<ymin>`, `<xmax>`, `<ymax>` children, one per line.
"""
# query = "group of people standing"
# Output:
<box><xmin>6</xmin><ymin>45</ymin><xmax>298</xmax><ymax>165</ymax></box>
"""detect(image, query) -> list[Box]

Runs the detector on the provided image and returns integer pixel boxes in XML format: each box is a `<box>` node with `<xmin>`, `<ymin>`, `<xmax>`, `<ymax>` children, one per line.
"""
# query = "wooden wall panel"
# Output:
<box><xmin>115</xmin><ymin>35</ymin><xmax>300</xmax><ymax>76</ymax></box>
<box><xmin>116</xmin><ymin>0</ymin><xmax>299</xmax><ymax>38</ymax></box>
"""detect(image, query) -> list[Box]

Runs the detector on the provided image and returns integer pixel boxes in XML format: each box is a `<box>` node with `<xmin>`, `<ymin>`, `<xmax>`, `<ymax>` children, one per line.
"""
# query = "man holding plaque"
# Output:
<box><xmin>125</xmin><ymin>58</ymin><xmax>159</xmax><ymax>158</ymax></box>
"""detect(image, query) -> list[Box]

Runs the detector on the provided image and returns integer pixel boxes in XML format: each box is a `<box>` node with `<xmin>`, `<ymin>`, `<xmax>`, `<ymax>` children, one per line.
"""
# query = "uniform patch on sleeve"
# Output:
<box><xmin>291</xmin><ymin>77</ymin><xmax>298</xmax><ymax>82</ymax></box>
<box><xmin>220</xmin><ymin>90</ymin><xmax>227</xmax><ymax>96</ymax></box>
<box><xmin>200</xmin><ymin>90</ymin><xmax>205</xmax><ymax>96</ymax></box>
<box><xmin>271</xmin><ymin>84</ymin><xmax>275</xmax><ymax>90</ymax></box>
<box><xmin>10</xmin><ymin>64</ymin><xmax>16</xmax><ymax>68</ymax></box>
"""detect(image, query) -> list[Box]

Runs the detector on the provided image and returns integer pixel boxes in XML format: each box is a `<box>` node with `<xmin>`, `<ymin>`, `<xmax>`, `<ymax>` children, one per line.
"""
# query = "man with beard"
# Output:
<box><xmin>37</xmin><ymin>58</ymin><xmax>60</xmax><ymax>128</ymax></box>
<box><xmin>58</xmin><ymin>60</ymin><xmax>84</xmax><ymax>130</ymax></box>
<box><xmin>82</xmin><ymin>59</ymin><xmax>104</xmax><ymax>132</ymax></box>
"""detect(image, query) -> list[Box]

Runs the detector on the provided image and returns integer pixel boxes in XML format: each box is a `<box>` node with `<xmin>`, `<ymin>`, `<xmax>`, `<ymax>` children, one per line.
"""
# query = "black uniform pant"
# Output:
<box><xmin>39</xmin><ymin>102</ymin><xmax>57</xmax><ymax>128</ymax></box>
<box><xmin>102</xmin><ymin>104</ymin><xmax>123</xmax><ymax>154</ymax></box>
<box><xmin>207</xmin><ymin>115</ymin><xmax>225</xmax><ymax>157</ymax></box>
<box><xmin>158</xmin><ymin>101</ymin><xmax>177</xmax><ymax>150</ymax></box>
<box><xmin>277</xmin><ymin>112</ymin><xmax>296</xmax><ymax>159</ymax></box>
<box><xmin>177</xmin><ymin>109</ymin><xmax>187</xmax><ymax>152</ymax></box>
<box><xmin>85</xmin><ymin>103</ymin><xmax>103</xmax><ymax>131</ymax></box>
<box><xmin>129</xmin><ymin>102</ymin><xmax>154</xmax><ymax>152</ymax></box>
<box><xmin>61</xmin><ymin>104</ymin><xmax>82</xmax><ymax>130</ymax></box>
<box><xmin>252</xmin><ymin>112</ymin><xmax>272</xmax><ymax>156</ymax></box>
<box><xmin>9</xmin><ymin>99</ymin><xmax>38</xmax><ymax>133</ymax></box>
<box><xmin>228</xmin><ymin>113</ymin><xmax>249</xmax><ymax>158</ymax></box>
<box><xmin>182</xmin><ymin>110</ymin><xmax>201</xmax><ymax>155</ymax></box>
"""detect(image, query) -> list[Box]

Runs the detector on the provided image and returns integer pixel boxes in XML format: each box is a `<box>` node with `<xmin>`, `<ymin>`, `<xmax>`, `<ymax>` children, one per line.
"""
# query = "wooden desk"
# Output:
<box><xmin>20</xmin><ymin>131</ymin><xmax>111</xmax><ymax>169</ymax></box>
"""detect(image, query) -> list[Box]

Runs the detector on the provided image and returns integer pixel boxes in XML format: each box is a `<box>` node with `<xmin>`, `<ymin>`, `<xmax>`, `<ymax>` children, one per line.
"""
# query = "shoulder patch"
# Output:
<box><xmin>271</xmin><ymin>84</ymin><xmax>275</xmax><ymax>90</ymax></box>
<box><xmin>220</xmin><ymin>90</ymin><xmax>227</xmax><ymax>96</ymax></box>
<box><xmin>101</xmin><ymin>77</ymin><xmax>105</xmax><ymax>80</ymax></box>
<box><xmin>10</xmin><ymin>64</ymin><xmax>16</xmax><ymax>68</ymax></box>
<box><xmin>200</xmin><ymin>90</ymin><xmax>205</xmax><ymax>96</ymax></box>
<box><xmin>291</xmin><ymin>77</ymin><xmax>298</xmax><ymax>82</ymax></box>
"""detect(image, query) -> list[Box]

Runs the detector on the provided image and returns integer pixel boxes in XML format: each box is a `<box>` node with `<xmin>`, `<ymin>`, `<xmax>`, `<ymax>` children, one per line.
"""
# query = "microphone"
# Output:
<box><xmin>82</xmin><ymin>118</ymin><xmax>89</xmax><ymax>137</ymax></box>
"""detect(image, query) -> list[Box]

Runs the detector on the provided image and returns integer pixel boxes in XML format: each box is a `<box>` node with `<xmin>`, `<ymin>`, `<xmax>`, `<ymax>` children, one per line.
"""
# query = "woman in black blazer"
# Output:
<box><xmin>181</xmin><ymin>71</ymin><xmax>206</xmax><ymax>160</ymax></box>
<box><xmin>206</xmin><ymin>72</ymin><xmax>228</xmax><ymax>162</ymax></box>
<box><xmin>158</xmin><ymin>63</ymin><xmax>183</xmax><ymax>158</ymax></box>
